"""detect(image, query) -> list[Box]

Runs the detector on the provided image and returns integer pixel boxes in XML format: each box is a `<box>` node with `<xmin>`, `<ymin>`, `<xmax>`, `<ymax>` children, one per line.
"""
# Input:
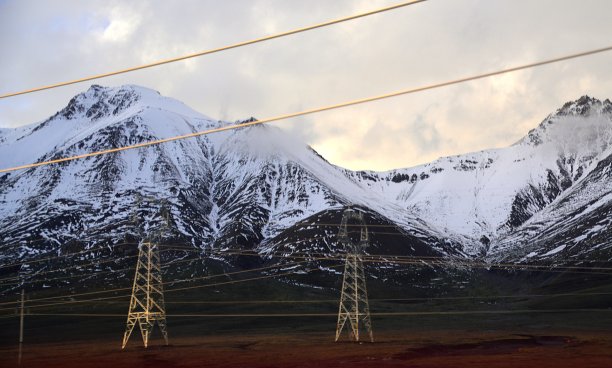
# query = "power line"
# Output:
<box><xmin>0</xmin><ymin>252</ymin><xmax>203</xmax><ymax>286</ymax></box>
<box><xmin>5</xmin><ymin>289</ymin><xmax>612</xmax><ymax>307</ymax></box>
<box><xmin>0</xmin><ymin>265</ymin><xmax>324</xmax><ymax>313</ymax></box>
<box><xmin>163</xmin><ymin>261</ymin><xmax>310</xmax><ymax>288</ymax></box>
<box><xmin>0</xmin><ymin>232</ymin><xmax>384</xmax><ymax>286</ymax></box>
<box><xmin>0</xmin><ymin>247</ymin><xmax>274</xmax><ymax>298</ymax></box>
<box><xmin>0</xmin><ymin>224</ymin><xmax>420</xmax><ymax>276</ymax></box>
<box><xmin>6</xmin><ymin>221</ymin><xmax>599</xmax><ymax>274</ymax></box>
<box><xmin>0</xmin><ymin>0</ymin><xmax>426</xmax><ymax>99</ymax></box>
<box><xmin>162</xmin><ymin>247</ymin><xmax>612</xmax><ymax>276</ymax></box>
<box><xmin>1</xmin><ymin>271</ymin><xmax>611</xmax><ymax>314</ymax></box>
<box><xmin>0</xmin><ymin>244</ymin><xmax>221</xmax><ymax>284</ymax></box>
<box><xmin>1</xmin><ymin>264</ymin><xmax>330</xmax><ymax>313</ymax></box>
<box><xmin>0</xmin><ymin>255</ymin><xmax>137</xmax><ymax>285</ymax></box>
<box><xmin>183</xmin><ymin>248</ymin><xmax>612</xmax><ymax>276</ymax></box>
<box><xmin>0</xmin><ymin>286</ymin><xmax>130</xmax><ymax>307</ymax></box>
<box><xmin>370</xmin><ymin>291</ymin><xmax>612</xmax><ymax>302</ymax></box>
<box><xmin>249</xmin><ymin>241</ymin><xmax>612</xmax><ymax>270</ymax></box>
<box><xmin>163</xmin><ymin>264</ymin><xmax>343</xmax><ymax>295</ymax></box>
<box><xmin>165</xmin><ymin>291</ymin><xmax>612</xmax><ymax>303</ymax></box>
<box><xmin>0</xmin><ymin>242</ymin><xmax>247</xmax><ymax>284</ymax></box>
<box><xmin>145</xmin><ymin>248</ymin><xmax>612</xmax><ymax>280</ymax></box>
<box><xmin>0</xmin><ymin>294</ymin><xmax>131</xmax><ymax>312</ymax></box>
<box><xmin>0</xmin><ymin>244</ymin><xmax>610</xmax><ymax>316</ymax></box>
<box><xmin>4</xmin><ymin>235</ymin><xmax>609</xmax><ymax>276</ymax></box>
<box><xmin>8</xmin><ymin>308</ymin><xmax>612</xmax><ymax>319</ymax></box>
<box><xmin>2</xmin><ymin>43</ymin><xmax>612</xmax><ymax>174</ymax></box>
<box><xmin>159</xmin><ymin>246</ymin><xmax>612</xmax><ymax>273</ymax></box>
<box><xmin>369</xmin><ymin>309</ymin><xmax>612</xmax><ymax>317</ymax></box>
<box><xmin>0</xmin><ymin>252</ymin><xmax>139</xmax><ymax>279</ymax></box>
<box><xmin>0</xmin><ymin>258</ymin><xmax>312</xmax><ymax>308</ymax></box>
<box><xmin>0</xmin><ymin>245</ymin><xmax>608</xmax><ymax>308</ymax></box>
<box><xmin>0</xmin><ymin>241</ymin><xmax>137</xmax><ymax>270</ymax></box>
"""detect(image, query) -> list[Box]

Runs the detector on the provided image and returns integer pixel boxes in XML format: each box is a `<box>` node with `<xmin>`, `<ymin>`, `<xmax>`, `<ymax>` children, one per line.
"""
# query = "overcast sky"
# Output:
<box><xmin>1</xmin><ymin>0</ymin><xmax>612</xmax><ymax>171</ymax></box>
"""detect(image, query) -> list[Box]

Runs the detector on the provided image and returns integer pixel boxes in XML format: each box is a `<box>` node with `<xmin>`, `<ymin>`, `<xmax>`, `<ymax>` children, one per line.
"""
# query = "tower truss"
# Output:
<box><xmin>122</xmin><ymin>200</ymin><xmax>171</xmax><ymax>349</ymax></box>
<box><xmin>335</xmin><ymin>208</ymin><xmax>374</xmax><ymax>342</ymax></box>
<box><xmin>121</xmin><ymin>240</ymin><xmax>169</xmax><ymax>349</ymax></box>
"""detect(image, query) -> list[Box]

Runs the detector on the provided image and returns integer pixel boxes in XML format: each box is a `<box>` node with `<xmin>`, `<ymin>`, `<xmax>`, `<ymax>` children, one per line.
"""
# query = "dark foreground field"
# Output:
<box><xmin>1</xmin><ymin>270</ymin><xmax>612</xmax><ymax>367</ymax></box>
<box><xmin>1</xmin><ymin>312</ymin><xmax>612</xmax><ymax>368</ymax></box>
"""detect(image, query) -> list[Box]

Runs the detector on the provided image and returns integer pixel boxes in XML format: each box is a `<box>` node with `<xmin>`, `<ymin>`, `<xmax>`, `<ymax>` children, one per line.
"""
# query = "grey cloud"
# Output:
<box><xmin>1</xmin><ymin>0</ymin><xmax>612</xmax><ymax>170</ymax></box>
<box><xmin>411</xmin><ymin>114</ymin><xmax>441</xmax><ymax>154</ymax></box>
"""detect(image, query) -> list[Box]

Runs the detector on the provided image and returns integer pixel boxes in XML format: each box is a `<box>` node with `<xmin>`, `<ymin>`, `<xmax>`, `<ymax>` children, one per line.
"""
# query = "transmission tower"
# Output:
<box><xmin>122</xmin><ymin>200</ymin><xmax>170</xmax><ymax>349</ymax></box>
<box><xmin>335</xmin><ymin>207</ymin><xmax>374</xmax><ymax>343</ymax></box>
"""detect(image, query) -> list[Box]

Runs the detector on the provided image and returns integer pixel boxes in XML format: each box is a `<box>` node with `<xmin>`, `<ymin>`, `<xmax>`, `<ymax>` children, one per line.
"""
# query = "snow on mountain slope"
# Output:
<box><xmin>0</xmin><ymin>86</ymin><xmax>217</xmax><ymax>222</ymax></box>
<box><xmin>347</xmin><ymin>96</ymin><xmax>612</xmax><ymax>252</ymax></box>
<box><xmin>488</xmin><ymin>147</ymin><xmax>612</xmax><ymax>263</ymax></box>
<box><xmin>0</xmin><ymin>85</ymin><xmax>455</xmax><ymax>268</ymax></box>
<box><xmin>1</xmin><ymin>85</ymin><xmax>611</xmax><ymax>271</ymax></box>
<box><xmin>0</xmin><ymin>85</ymin><xmax>211</xmax><ymax>171</ymax></box>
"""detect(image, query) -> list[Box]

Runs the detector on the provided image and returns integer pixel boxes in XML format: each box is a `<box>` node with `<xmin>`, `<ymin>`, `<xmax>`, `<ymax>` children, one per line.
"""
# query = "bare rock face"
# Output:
<box><xmin>1</xmin><ymin>86</ymin><xmax>611</xmax><ymax>291</ymax></box>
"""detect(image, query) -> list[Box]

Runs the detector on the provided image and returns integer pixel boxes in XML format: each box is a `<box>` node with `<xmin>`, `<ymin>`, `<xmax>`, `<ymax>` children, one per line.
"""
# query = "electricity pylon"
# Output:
<box><xmin>335</xmin><ymin>207</ymin><xmax>374</xmax><ymax>343</ymax></box>
<box><xmin>122</xmin><ymin>201</ymin><xmax>171</xmax><ymax>349</ymax></box>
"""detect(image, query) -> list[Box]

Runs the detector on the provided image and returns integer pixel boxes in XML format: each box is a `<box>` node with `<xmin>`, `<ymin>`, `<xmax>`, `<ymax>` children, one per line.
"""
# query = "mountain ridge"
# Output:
<box><xmin>1</xmin><ymin>85</ymin><xmax>611</xmax><ymax>276</ymax></box>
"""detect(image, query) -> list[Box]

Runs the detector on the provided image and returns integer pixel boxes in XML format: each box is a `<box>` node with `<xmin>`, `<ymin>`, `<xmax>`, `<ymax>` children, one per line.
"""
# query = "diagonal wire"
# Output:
<box><xmin>8</xmin><ymin>308</ymin><xmax>612</xmax><ymax>319</ymax></box>
<box><xmin>0</xmin><ymin>258</ymin><xmax>311</xmax><ymax>308</ymax></box>
<box><xmin>0</xmin><ymin>0</ymin><xmax>426</xmax><ymax>99</ymax></box>
<box><xmin>2</xmin><ymin>44</ymin><xmax>612</xmax><ymax>174</ymax></box>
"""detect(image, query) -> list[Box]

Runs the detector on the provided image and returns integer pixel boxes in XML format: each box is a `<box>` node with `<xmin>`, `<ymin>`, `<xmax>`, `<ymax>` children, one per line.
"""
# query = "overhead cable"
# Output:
<box><xmin>2</xmin><ymin>44</ymin><xmax>612</xmax><ymax>174</ymax></box>
<box><xmin>0</xmin><ymin>0</ymin><xmax>426</xmax><ymax>99</ymax></box>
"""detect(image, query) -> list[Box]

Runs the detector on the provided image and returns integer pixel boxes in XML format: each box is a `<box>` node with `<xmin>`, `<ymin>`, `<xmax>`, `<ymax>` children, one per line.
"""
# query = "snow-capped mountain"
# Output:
<box><xmin>489</xmin><ymin>144</ymin><xmax>612</xmax><ymax>263</ymax></box>
<box><xmin>0</xmin><ymin>85</ymin><xmax>461</xmax><ymax>276</ymax></box>
<box><xmin>348</xmin><ymin>96</ymin><xmax>612</xmax><ymax>262</ymax></box>
<box><xmin>1</xmin><ymin>85</ymin><xmax>611</xmax><ymax>276</ymax></box>
<box><xmin>352</xmin><ymin>97</ymin><xmax>612</xmax><ymax>235</ymax></box>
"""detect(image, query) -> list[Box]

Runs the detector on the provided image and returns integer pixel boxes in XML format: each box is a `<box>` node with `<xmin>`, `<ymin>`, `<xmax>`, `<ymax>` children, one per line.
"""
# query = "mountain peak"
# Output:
<box><xmin>555</xmin><ymin>95</ymin><xmax>612</xmax><ymax>117</ymax></box>
<box><xmin>59</xmin><ymin>84</ymin><xmax>156</xmax><ymax>121</ymax></box>
<box><xmin>233</xmin><ymin>116</ymin><xmax>258</xmax><ymax>126</ymax></box>
<box><xmin>57</xmin><ymin>84</ymin><xmax>207</xmax><ymax>122</ymax></box>
<box><xmin>3</xmin><ymin>88</ymin><xmax>612</xmax><ymax>270</ymax></box>
<box><xmin>517</xmin><ymin>95</ymin><xmax>612</xmax><ymax>147</ymax></box>
<box><xmin>86</xmin><ymin>84</ymin><xmax>161</xmax><ymax>99</ymax></box>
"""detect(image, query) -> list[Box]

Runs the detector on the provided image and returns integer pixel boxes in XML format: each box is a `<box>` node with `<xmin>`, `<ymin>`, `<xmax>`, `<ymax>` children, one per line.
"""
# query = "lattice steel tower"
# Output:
<box><xmin>335</xmin><ymin>207</ymin><xmax>374</xmax><ymax>342</ymax></box>
<box><xmin>122</xmin><ymin>202</ymin><xmax>170</xmax><ymax>349</ymax></box>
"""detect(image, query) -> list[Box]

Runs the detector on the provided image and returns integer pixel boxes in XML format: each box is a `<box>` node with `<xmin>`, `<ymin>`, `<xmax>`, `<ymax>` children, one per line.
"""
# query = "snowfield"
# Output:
<box><xmin>1</xmin><ymin>86</ymin><xmax>611</xmax><ymax>265</ymax></box>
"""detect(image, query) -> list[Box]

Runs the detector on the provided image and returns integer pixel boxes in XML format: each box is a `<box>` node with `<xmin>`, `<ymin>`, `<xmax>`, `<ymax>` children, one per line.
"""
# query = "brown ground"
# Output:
<box><xmin>2</xmin><ymin>329</ymin><xmax>612</xmax><ymax>368</ymax></box>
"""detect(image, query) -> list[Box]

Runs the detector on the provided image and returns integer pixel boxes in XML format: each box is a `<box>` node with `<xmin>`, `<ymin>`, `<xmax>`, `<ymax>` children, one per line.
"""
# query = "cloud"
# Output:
<box><xmin>1</xmin><ymin>0</ymin><xmax>612</xmax><ymax>171</ymax></box>
<box><xmin>97</xmin><ymin>6</ymin><xmax>141</xmax><ymax>43</ymax></box>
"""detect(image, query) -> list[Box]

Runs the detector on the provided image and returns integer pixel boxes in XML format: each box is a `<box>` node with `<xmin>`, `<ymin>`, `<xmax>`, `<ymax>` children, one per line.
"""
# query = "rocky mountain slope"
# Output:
<box><xmin>350</xmin><ymin>96</ymin><xmax>612</xmax><ymax>254</ymax></box>
<box><xmin>1</xmin><ymin>86</ymin><xmax>611</xmax><ymax>285</ymax></box>
<box><xmin>0</xmin><ymin>86</ymin><xmax>461</xmax><ymax>279</ymax></box>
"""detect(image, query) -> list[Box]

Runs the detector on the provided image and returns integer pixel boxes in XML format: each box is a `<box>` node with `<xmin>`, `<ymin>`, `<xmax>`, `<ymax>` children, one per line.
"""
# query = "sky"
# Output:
<box><xmin>1</xmin><ymin>0</ymin><xmax>612</xmax><ymax>171</ymax></box>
